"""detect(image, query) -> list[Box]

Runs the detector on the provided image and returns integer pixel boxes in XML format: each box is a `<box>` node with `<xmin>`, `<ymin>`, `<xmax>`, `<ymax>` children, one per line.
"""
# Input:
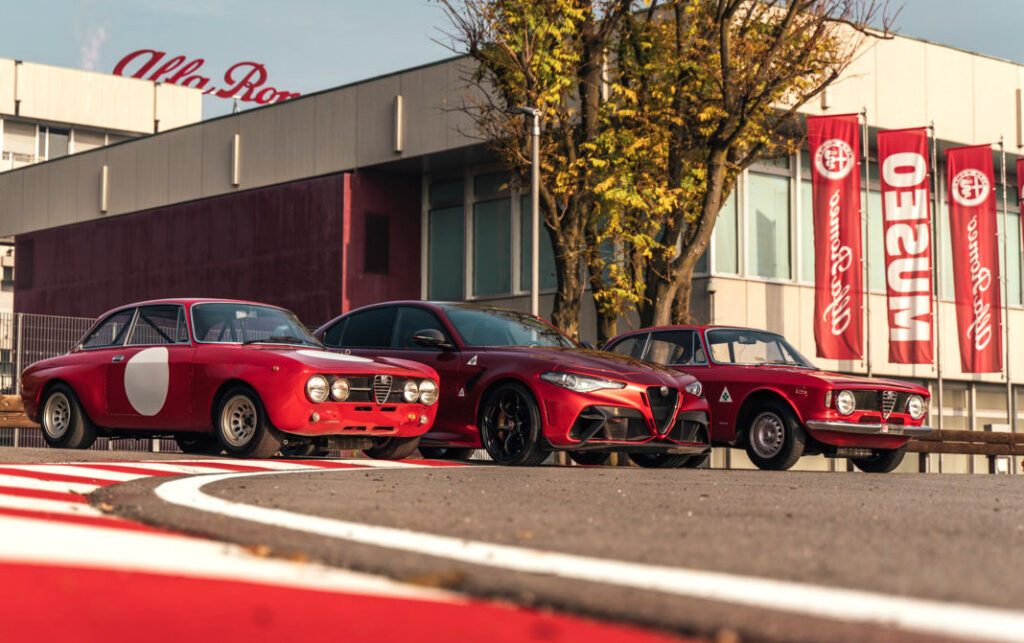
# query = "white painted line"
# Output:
<box><xmin>0</xmin><ymin>514</ymin><xmax>456</xmax><ymax>603</ymax></box>
<box><xmin>0</xmin><ymin>494</ymin><xmax>104</xmax><ymax>517</ymax></box>
<box><xmin>157</xmin><ymin>470</ymin><xmax>1024</xmax><ymax>643</ymax></box>
<box><xmin>104</xmin><ymin>462</ymin><xmax>257</xmax><ymax>476</ymax></box>
<box><xmin>0</xmin><ymin>464</ymin><xmax>146</xmax><ymax>482</ymax></box>
<box><xmin>0</xmin><ymin>475</ymin><xmax>98</xmax><ymax>495</ymax></box>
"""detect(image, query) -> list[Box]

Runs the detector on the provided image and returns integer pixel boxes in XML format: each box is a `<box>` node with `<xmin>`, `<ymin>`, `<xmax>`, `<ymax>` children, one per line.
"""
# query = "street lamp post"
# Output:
<box><xmin>507</xmin><ymin>106</ymin><xmax>542</xmax><ymax>317</ymax></box>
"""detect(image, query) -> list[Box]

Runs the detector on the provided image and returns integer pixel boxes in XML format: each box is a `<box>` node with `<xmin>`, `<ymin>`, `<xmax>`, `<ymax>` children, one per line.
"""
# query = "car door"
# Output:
<box><xmin>75</xmin><ymin>308</ymin><xmax>137</xmax><ymax>426</ymax></box>
<box><xmin>384</xmin><ymin>305</ymin><xmax>466</xmax><ymax>439</ymax></box>
<box><xmin>605</xmin><ymin>332</ymin><xmax>650</xmax><ymax>361</ymax></box>
<box><xmin>104</xmin><ymin>304</ymin><xmax>195</xmax><ymax>429</ymax></box>
<box><xmin>330</xmin><ymin>306</ymin><xmax>396</xmax><ymax>359</ymax></box>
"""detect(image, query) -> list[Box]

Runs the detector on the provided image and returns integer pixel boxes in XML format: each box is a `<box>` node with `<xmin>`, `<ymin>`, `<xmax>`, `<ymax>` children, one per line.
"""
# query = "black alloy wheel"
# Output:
<box><xmin>478</xmin><ymin>382</ymin><xmax>548</xmax><ymax>466</ymax></box>
<box><xmin>626</xmin><ymin>452</ymin><xmax>692</xmax><ymax>468</ymax></box>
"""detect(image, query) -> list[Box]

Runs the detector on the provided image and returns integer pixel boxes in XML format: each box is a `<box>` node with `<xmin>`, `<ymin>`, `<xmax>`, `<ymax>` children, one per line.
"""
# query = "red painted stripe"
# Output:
<box><xmin>411</xmin><ymin>459</ymin><xmax>470</xmax><ymax>467</ymax></box>
<box><xmin>271</xmin><ymin>460</ymin><xmax>367</xmax><ymax>469</ymax></box>
<box><xmin>152</xmin><ymin>460</ymin><xmax>287</xmax><ymax>472</ymax></box>
<box><xmin>0</xmin><ymin>467</ymin><xmax>122</xmax><ymax>486</ymax></box>
<box><xmin>0</xmin><ymin>507</ymin><xmax>173</xmax><ymax>535</ymax></box>
<box><xmin>0</xmin><ymin>562</ymin><xmax>687</xmax><ymax>643</ymax></box>
<box><xmin>77</xmin><ymin>464</ymin><xmax>181</xmax><ymax>477</ymax></box>
<box><xmin>0</xmin><ymin>485</ymin><xmax>88</xmax><ymax>504</ymax></box>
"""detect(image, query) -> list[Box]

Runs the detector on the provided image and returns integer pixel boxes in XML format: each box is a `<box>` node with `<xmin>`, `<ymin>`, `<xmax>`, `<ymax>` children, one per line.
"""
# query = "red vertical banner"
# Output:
<box><xmin>946</xmin><ymin>145</ymin><xmax>1002</xmax><ymax>373</ymax></box>
<box><xmin>808</xmin><ymin>114</ymin><xmax>863</xmax><ymax>359</ymax></box>
<box><xmin>878</xmin><ymin>128</ymin><xmax>933</xmax><ymax>364</ymax></box>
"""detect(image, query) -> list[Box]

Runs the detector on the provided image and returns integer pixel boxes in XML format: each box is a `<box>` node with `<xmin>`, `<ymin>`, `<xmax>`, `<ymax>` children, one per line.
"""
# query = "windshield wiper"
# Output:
<box><xmin>242</xmin><ymin>336</ymin><xmax>306</xmax><ymax>346</ymax></box>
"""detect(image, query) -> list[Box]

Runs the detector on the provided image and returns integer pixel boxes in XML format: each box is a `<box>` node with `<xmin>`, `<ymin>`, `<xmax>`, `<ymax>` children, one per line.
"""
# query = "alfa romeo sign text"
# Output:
<box><xmin>946</xmin><ymin>145</ymin><xmax>1002</xmax><ymax>373</ymax></box>
<box><xmin>808</xmin><ymin>114</ymin><xmax>863</xmax><ymax>360</ymax></box>
<box><xmin>878</xmin><ymin>128</ymin><xmax>933</xmax><ymax>364</ymax></box>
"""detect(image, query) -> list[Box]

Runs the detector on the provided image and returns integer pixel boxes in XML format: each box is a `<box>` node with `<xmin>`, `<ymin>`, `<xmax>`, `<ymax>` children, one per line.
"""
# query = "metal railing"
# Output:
<box><xmin>0</xmin><ymin>312</ymin><xmax>95</xmax><ymax>394</ymax></box>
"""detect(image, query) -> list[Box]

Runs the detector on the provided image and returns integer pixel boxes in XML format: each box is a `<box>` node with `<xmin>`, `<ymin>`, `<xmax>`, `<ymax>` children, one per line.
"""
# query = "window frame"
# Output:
<box><xmin>78</xmin><ymin>308</ymin><xmax>138</xmax><ymax>351</ymax></box>
<box><xmin>125</xmin><ymin>304</ymin><xmax>190</xmax><ymax>347</ymax></box>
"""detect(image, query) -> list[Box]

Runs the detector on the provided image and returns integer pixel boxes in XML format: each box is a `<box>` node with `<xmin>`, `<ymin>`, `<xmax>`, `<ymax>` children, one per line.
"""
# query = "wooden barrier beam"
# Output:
<box><xmin>908</xmin><ymin>441</ymin><xmax>1024</xmax><ymax>456</ymax></box>
<box><xmin>912</xmin><ymin>430</ymin><xmax>1024</xmax><ymax>444</ymax></box>
<box><xmin>0</xmin><ymin>395</ymin><xmax>24</xmax><ymax>413</ymax></box>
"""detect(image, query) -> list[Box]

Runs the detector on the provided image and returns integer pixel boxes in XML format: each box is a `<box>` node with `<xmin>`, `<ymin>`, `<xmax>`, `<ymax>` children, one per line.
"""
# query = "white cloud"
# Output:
<box><xmin>79</xmin><ymin>26</ymin><xmax>108</xmax><ymax>71</ymax></box>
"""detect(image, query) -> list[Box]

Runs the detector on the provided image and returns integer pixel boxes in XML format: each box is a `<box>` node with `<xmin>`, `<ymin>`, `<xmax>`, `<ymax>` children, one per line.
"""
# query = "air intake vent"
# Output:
<box><xmin>373</xmin><ymin>375</ymin><xmax>393</xmax><ymax>405</ymax></box>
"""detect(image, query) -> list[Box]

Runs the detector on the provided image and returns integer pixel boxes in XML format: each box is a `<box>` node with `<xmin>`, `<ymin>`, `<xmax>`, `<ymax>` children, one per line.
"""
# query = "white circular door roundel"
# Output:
<box><xmin>124</xmin><ymin>347</ymin><xmax>170</xmax><ymax>416</ymax></box>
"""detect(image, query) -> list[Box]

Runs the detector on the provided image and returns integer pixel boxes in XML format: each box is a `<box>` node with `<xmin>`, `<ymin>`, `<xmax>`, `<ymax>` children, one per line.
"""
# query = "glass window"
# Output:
<box><xmin>444</xmin><ymin>305</ymin><xmax>574</xmax><ymax>348</ymax></box>
<box><xmin>48</xmin><ymin>129</ymin><xmax>69</xmax><ymax>159</ymax></box>
<box><xmin>321</xmin><ymin>318</ymin><xmax>347</xmax><ymax>348</ymax></box>
<box><xmin>127</xmin><ymin>305</ymin><xmax>187</xmax><ymax>345</ymax></box>
<box><xmin>705</xmin><ymin>328</ymin><xmax>812</xmax><ymax>366</ymax></box>
<box><xmin>428</xmin><ymin>206</ymin><xmax>464</xmax><ymax>300</ymax></box>
<box><xmin>799</xmin><ymin>179</ymin><xmax>814</xmax><ymax>283</ymax></box>
<box><xmin>713</xmin><ymin>189</ymin><xmax>739</xmax><ymax>274</ymax></box>
<box><xmin>474</xmin><ymin>172</ymin><xmax>511</xmax><ymax>196</ymax></box>
<box><xmin>191</xmin><ymin>303</ymin><xmax>318</xmax><ymax>345</ymax></box>
<box><xmin>647</xmin><ymin>330</ymin><xmax>706</xmax><ymax>365</ymax></box>
<box><xmin>473</xmin><ymin>198</ymin><xmax>511</xmax><ymax>296</ymax></box>
<box><xmin>746</xmin><ymin>173</ymin><xmax>791</xmax><ymax>279</ymax></box>
<box><xmin>341</xmin><ymin>306</ymin><xmax>396</xmax><ymax>348</ymax></box>
<box><xmin>392</xmin><ymin>306</ymin><xmax>451</xmax><ymax>350</ymax></box>
<box><xmin>429</xmin><ymin>179</ymin><xmax>463</xmax><ymax>206</ymax></box>
<box><xmin>863</xmin><ymin>189</ymin><xmax>884</xmax><ymax>291</ymax></box>
<box><xmin>519</xmin><ymin>195</ymin><xmax>558</xmax><ymax>291</ymax></box>
<box><xmin>81</xmin><ymin>309</ymin><xmax>135</xmax><ymax>349</ymax></box>
<box><xmin>607</xmin><ymin>334</ymin><xmax>648</xmax><ymax>359</ymax></box>
<box><xmin>998</xmin><ymin>209</ymin><xmax>1022</xmax><ymax>307</ymax></box>
<box><xmin>2</xmin><ymin>121</ymin><xmax>36</xmax><ymax>158</ymax></box>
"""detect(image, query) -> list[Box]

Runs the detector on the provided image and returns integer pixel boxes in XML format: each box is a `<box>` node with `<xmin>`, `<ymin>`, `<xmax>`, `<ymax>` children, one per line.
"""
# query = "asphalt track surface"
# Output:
<box><xmin>3</xmin><ymin>447</ymin><xmax>1024</xmax><ymax>642</ymax></box>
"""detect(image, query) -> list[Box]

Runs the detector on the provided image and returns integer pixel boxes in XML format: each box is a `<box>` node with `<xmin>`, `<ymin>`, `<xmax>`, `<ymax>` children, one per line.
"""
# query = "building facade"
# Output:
<box><xmin>0</xmin><ymin>36</ymin><xmax>1022</xmax><ymax>473</ymax></box>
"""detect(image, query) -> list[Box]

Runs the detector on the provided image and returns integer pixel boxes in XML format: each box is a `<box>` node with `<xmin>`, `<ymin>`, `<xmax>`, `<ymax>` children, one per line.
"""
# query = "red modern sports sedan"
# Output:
<box><xmin>314</xmin><ymin>301</ymin><xmax>710</xmax><ymax>467</ymax></box>
<box><xmin>21</xmin><ymin>299</ymin><xmax>439</xmax><ymax>459</ymax></box>
<box><xmin>604</xmin><ymin>325</ymin><xmax>932</xmax><ymax>473</ymax></box>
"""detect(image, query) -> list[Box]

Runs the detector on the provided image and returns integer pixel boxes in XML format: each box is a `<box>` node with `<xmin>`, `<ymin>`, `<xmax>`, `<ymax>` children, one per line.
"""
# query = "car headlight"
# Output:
<box><xmin>418</xmin><ymin>379</ymin><xmax>438</xmax><ymax>405</ymax></box>
<box><xmin>331</xmin><ymin>378</ymin><xmax>350</xmax><ymax>401</ymax></box>
<box><xmin>906</xmin><ymin>394</ymin><xmax>926</xmax><ymax>420</ymax></box>
<box><xmin>402</xmin><ymin>380</ymin><xmax>420</xmax><ymax>403</ymax></box>
<box><xmin>306</xmin><ymin>375</ymin><xmax>329</xmax><ymax>403</ymax></box>
<box><xmin>835</xmin><ymin>389</ymin><xmax>855</xmax><ymax>416</ymax></box>
<box><xmin>684</xmin><ymin>380</ymin><xmax>703</xmax><ymax>398</ymax></box>
<box><xmin>540</xmin><ymin>371</ymin><xmax>626</xmax><ymax>393</ymax></box>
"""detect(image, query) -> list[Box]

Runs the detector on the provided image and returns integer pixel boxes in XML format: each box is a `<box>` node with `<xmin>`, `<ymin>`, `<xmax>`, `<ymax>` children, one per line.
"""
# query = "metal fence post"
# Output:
<box><xmin>14</xmin><ymin>313</ymin><xmax>23</xmax><ymax>395</ymax></box>
<box><xmin>12</xmin><ymin>428</ymin><xmax>18</xmax><ymax>448</ymax></box>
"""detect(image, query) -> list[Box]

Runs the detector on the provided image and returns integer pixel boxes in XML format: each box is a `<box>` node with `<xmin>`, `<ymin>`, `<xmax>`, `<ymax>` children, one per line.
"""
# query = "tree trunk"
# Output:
<box><xmin>672</xmin><ymin>265</ymin><xmax>696</xmax><ymax>324</ymax></box>
<box><xmin>594</xmin><ymin>303</ymin><xmax>617</xmax><ymax>347</ymax></box>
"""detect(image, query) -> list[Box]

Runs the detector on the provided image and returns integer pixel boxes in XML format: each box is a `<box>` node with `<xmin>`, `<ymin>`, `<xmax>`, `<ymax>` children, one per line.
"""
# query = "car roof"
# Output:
<box><xmin>611</xmin><ymin>324</ymin><xmax>782</xmax><ymax>339</ymax></box>
<box><xmin>98</xmin><ymin>298</ymin><xmax>289</xmax><ymax>316</ymax></box>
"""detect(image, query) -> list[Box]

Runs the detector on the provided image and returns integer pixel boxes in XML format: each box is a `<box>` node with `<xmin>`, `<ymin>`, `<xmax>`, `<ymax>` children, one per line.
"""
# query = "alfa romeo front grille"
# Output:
<box><xmin>880</xmin><ymin>390</ymin><xmax>897</xmax><ymax>418</ymax></box>
<box><xmin>646</xmin><ymin>386</ymin><xmax>679</xmax><ymax>434</ymax></box>
<box><xmin>373</xmin><ymin>375</ymin><xmax>393</xmax><ymax>405</ymax></box>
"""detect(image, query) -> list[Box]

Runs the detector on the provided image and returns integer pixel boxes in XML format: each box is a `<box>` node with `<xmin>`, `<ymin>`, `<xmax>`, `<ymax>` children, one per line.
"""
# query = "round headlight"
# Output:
<box><xmin>306</xmin><ymin>375</ymin><xmax>329</xmax><ymax>403</ymax></box>
<box><xmin>835</xmin><ymin>390</ymin><xmax>855</xmax><ymax>416</ymax></box>
<box><xmin>419</xmin><ymin>379</ymin><xmax>438</xmax><ymax>406</ymax></box>
<box><xmin>906</xmin><ymin>394</ymin><xmax>926</xmax><ymax>420</ymax></box>
<box><xmin>402</xmin><ymin>380</ymin><xmax>420</xmax><ymax>403</ymax></box>
<box><xmin>331</xmin><ymin>378</ymin><xmax>350</xmax><ymax>401</ymax></box>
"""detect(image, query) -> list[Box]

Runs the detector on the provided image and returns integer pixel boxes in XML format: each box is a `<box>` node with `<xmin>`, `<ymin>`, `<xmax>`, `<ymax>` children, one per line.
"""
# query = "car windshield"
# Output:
<box><xmin>445</xmin><ymin>307</ymin><xmax>576</xmax><ymax>348</ymax></box>
<box><xmin>705</xmin><ymin>328</ymin><xmax>815</xmax><ymax>368</ymax></box>
<box><xmin>191</xmin><ymin>303</ymin><xmax>321</xmax><ymax>347</ymax></box>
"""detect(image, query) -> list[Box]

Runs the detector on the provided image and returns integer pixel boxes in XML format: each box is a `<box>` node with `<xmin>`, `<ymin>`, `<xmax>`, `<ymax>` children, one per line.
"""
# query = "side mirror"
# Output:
<box><xmin>580</xmin><ymin>341</ymin><xmax>596</xmax><ymax>350</ymax></box>
<box><xmin>412</xmin><ymin>328</ymin><xmax>453</xmax><ymax>350</ymax></box>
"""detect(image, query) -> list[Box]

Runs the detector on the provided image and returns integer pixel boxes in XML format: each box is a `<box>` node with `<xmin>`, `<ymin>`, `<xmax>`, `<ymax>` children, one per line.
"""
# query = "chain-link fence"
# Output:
<box><xmin>0</xmin><ymin>312</ymin><xmax>96</xmax><ymax>394</ymax></box>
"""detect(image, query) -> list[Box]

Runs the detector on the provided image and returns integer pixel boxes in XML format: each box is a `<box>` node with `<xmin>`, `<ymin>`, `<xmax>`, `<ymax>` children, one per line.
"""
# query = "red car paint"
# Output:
<box><xmin>314</xmin><ymin>302</ymin><xmax>710</xmax><ymax>454</ymax></box>
<box><xmin>21</xmin><ymin>299</ymin><xmax>438</xmax><ymax>441</ymax></box>
<box><xmin>604</xmin><ymin>325</ymin><xmax>932</xmax><ymax>452</ymax></box>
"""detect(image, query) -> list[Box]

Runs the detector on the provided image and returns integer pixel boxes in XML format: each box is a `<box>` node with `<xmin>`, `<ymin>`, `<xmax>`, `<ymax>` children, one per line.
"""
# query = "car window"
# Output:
<box><xmin>445</xmin><ymin>306</ymin><xmax>574</xmax><ymax>348</ymax></box>
<box><xmin>705</xmin><ymin>328</ymin><xmax>812</xmax><ymax>367</ymax></box>
<box><xmin>81</xmin><ymin>309</ymin><xmax>135</xmax><ymax>349</ymax></box>
<box><xmin>341</xmin><ymin>307</ymin><xmax>396</xmax><ymax>348</ymax></box>
<box><xmin>392</xmin><ymin>307</ymin><xmax>451</xmax><ymax>350</ymax></box>
<box><xmin>647</xmin><ymin>330</ymin><xmax>706</xmax><ymax>365</ymax></box>
<box><xmin>191</xmin><ymin>302</ymin><xmax>320</xmax><ymax>346</ymax></box>
<box><xmin>127</xmin><ymin>305</ymin><xmax>188</xmax><ymax>346</ymax></box>
<box><xmin>321</xmin><ymin>318</ymin><xmax>347</xmax><ymax>348</ymax></box>
<box><xmin>607</xmin><ymin>334</ymin><xmax>647</xmax><ymax>360</ymax></box>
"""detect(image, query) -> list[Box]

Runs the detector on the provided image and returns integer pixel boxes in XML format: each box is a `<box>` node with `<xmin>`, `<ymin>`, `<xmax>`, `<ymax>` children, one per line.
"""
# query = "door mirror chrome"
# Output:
<box><xmin>412</xmin><ymin>328</ymin><xmax>453</xmax><ymax>350</ymax></box>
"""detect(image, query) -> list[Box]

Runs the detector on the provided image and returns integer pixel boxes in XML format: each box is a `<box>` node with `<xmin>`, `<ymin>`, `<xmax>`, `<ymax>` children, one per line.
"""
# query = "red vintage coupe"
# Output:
<box><xmin>20</xmin><ymin>299</ymin><xmax>439</xmax><ymax>459</ymax></box>
<box><xmin>604</xmin><ymin>326</ymin><xmax>932</xmax><ymax>473</ymax></box>
<box><xmin>313</xmin><ymin>302</ymin><xmax>710</xmax><ymax>467</ymax></box>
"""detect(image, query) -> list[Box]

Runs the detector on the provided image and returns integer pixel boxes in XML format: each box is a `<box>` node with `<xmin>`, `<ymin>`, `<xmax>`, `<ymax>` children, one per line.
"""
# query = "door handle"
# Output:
<box><xmin>112</xmin><ymin>355</ymin><xmax>125</xmax><ymax>363</ymax></box>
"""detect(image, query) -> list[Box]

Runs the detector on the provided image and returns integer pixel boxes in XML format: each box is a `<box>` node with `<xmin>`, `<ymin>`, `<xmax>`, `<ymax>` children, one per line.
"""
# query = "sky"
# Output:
<box><xmin>1</xmin><ymin>0</ymin><xmax>1022</xmax><ymax>119</ymax></box>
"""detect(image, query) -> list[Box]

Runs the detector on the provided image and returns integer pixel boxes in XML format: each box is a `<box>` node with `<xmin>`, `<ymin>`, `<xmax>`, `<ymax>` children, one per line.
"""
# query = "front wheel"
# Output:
<box><xmin>627</xmin><ymin>452</ymin><xmax>692</xmax><ymax>468</ymax></box>
<box><xmin>419</xmin><ymin>446</ymin><xmax>476</xmax><ymax>460</ymax></box>
<box><xmin>364</xmin><ymin>436</ymin><xmax>421</xmax><ymax>460</ymax></box>
<box><xmin>214</xmin><ymin>387</ymin><xmax>282</xmax><ymax>459</ymax></box>
<box><xmin>40</xmin><ymin>384</ymin><xmax>97</xmax><ymax>450</ymax></box>
<box><xmin>744</xmin><ymin>402</ymin><xmax>805</xmax><ymax>471</ymax></box>
<box><xmin>478</xmin><ymin>382</ymin><xmax>548</xmax><ymax>466</ymax></box>
<box><xmin>852</xmin><ymin>445</ymin><xmax>907</xmax><ymax>473</ymax></box>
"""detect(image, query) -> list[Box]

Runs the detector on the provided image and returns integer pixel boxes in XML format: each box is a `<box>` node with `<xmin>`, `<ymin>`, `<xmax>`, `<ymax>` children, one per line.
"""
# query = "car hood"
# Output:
<box><xmin>254</xmin><ymin>346</ymin><xmax>431</xmax><ymax>376</ymax></box>
<box><xmin>478</xmin><ymin>346</ymin><xmax>690</xmax><ymax>380</ymax></box>
<box><xmin>751</xmin><ymin>365</ymin><xmax>927</xmax><ymax>393</ymax></box>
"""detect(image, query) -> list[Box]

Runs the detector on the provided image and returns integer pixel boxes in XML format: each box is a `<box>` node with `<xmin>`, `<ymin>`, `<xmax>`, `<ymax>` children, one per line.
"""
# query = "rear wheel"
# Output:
<box><xmin>214</xmin><ymin>387</ymin><xmax>282</xmax><ymax>459</ymax></box>
<box><xmin>679</xmin><ymin>452</ymin><xmax>710</xmax><ymax>469</ymax></box>
<box><xmin>40</xmin><ymin>384</ymin><xmax>97</xmax><ymax>450</ymax></box>
<box><xmin>419</xmin><ymin>446</ymin><xmax>476</xmax><ymax>460</ymax></box>
<box><xmin>174</xmin><ymin>433</ymin><xmax>218</xmax><ymax>455</ymax></box>
<box><xmin>852</xmin><ymin>445</ymin><xmax>907</xmax><ymax>473</ymax></box>
<box><xmin>478</xmin><ymin>382</ymin><xmax>548</xmax><ymax>466</ymax></box>
<box><xmin>569</xmin><ymin>451</ymin><xmax>611</xmax><ymax>466</ymax></box>
<box><xmin>364</xmin><ymin>436</ymin><xmax>421</xmax><ymax>460</ymax></box>
<box><xmin>627</xmin><ymin>452</ymin><xmax>691</xmax><ymax>468</ymax></box>
<box><xmin>744</xmin><ymin>401</ymin><xmax>805</xmax><ymax>471</ymax></box>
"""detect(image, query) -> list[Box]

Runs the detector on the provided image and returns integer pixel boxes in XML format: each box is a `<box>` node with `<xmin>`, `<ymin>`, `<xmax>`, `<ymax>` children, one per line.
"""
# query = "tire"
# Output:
<box><xmin>569</xmin><ymin>451</ymin><xmax>611</xmax><ymax>466</ymax></box>
<box><xmin>478</xmin><ymin>382</ymin><xmax>548</xmax><ymax>466</ymax></box>
<box><xmin>627</xmin><ymin>452</ymin><xmax>692</xmax><ymax>468</ymax></box>
<box><xmin>174</xmin><ymin>433</ymin><xmax>219</xmax><ymax>455</ymax></box>
<box><xmin>419</xmin><ymin>447</ymin><xmax>476</xmax><ymax>460</ymax></box>
<box><xmin>214</xmin><ymin>387</ymin><xmax>282</xmax><ymax>459</ymax></box>
<box><xmin>364</xmin><ymin>436</ymin><xmax>421</xmax><ymax>460</ymax></box>
<box><xmin>39</xmin><ymin>384</ymin><xmax>97</xmax><ymax>450</ymax></box>
<box><xmin>852</xmin><ymin>444</ymin><xmax>907</xmax><ymax>473</ymax></box>
<box><xmin>743</xmin><ymin>401</ymin><xmax>805</xmax><ymax>471</ymax></box>
<box><xmin>679</xmin><ymin>452</ymin><xmax>710</xmax><ymax>469</ymax></box>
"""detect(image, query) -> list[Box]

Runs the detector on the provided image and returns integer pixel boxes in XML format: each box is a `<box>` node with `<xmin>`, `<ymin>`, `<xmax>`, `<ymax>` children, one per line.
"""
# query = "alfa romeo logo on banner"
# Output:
<box><xmin>951</xmin><ymin>169</ymin><xmax>991</xmax><ymax>207</ymax></box>
<box><xmin>814</xmin><ymin>139</ymin><xmax>855</xmax><ymax>180</ymax></box>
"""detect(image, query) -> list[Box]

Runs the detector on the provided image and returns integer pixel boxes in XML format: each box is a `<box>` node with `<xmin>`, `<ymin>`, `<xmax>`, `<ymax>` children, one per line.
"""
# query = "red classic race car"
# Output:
<box><xmin>314</xmin><ymin>302</ymin><xmax>710</xmax><ymax>467</ymax></box>
<box><xmin>604</xmin><ymin>326</ymin><xmax>932</xmax><ymax>473</ymax></box>
<box><xmin>20</xmin><ymin>299</ymin><xmax>439</xmax><ymax>459</ymax></box>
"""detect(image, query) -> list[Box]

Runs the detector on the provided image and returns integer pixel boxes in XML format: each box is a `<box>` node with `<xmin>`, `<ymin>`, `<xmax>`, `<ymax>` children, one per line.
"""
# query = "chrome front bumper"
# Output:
<box><xmin>805</xmin><ymin>420</ymin><xmax>933</xmax><ymax>437</ymax></box>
